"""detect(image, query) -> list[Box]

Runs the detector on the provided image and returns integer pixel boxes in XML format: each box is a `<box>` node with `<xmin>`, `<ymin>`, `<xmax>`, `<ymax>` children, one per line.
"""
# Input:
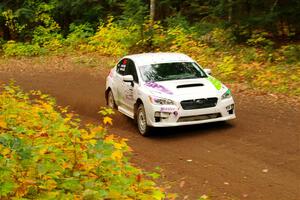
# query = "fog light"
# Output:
<box><xmin>154</xmin><ymin>112</ymin><xmax>161</xmax><ymax>117</ymax></box>
<box><xmin>160</xmin><ymin>112</ymin><xmax>170</xmax><ymax>118</ymax></box>
<box><xmin>154</xmin><ymin>112</ymin><xmax>170</xmax><ymax>119</ymax></box>
<box><xmin>226</xmin><ymin>104</ymin><xmax>234</xmax><ymax>111</ymax></box>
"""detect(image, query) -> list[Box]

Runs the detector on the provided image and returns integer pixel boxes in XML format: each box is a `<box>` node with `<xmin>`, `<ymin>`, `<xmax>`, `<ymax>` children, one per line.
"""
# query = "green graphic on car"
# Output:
<box><xmin>207</xmin><ymin>76</ymin><xmax>222</xmax><ymax>90</ymax></box>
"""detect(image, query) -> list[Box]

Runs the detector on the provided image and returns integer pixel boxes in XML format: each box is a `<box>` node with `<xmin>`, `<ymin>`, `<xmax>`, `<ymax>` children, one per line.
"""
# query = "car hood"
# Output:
<box><xmin>144</xmin><ymin>77</ymin><xmax>225</xmax><ymax>99</ymax></box>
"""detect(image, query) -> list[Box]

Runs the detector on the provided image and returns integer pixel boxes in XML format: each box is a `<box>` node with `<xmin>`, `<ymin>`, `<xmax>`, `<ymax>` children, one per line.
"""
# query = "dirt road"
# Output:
<box><xmin>1</xmin><ymin>60</ymin><xmax>299</xmax><ymax>200</ymax></box>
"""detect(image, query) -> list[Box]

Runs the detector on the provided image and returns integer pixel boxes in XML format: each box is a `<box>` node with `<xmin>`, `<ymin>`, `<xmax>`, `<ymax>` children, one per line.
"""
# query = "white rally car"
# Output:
<box><xmin>105</xmin><ymin>53</ymin><xmax>236</xmax><ymax>136</ymax></box>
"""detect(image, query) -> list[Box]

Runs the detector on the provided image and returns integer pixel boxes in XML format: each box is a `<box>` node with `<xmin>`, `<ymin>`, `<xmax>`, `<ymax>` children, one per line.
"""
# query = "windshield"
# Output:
<box><xmin>139</xmin><ymin>62</ymin><xmax>207</xmax><ymax>82</ymax></box>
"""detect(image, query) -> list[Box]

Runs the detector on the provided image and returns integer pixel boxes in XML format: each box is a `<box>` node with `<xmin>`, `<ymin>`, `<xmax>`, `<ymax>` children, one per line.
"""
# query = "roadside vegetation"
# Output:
<box><xmin>0</xmin><ymin>83</ymin><xmax>171</xmax><ymax>199</ymax></box>
<box><xmin>1</xmin><ymin>1</ymin><xmax>300</xmax><ymax>96</ymax></box>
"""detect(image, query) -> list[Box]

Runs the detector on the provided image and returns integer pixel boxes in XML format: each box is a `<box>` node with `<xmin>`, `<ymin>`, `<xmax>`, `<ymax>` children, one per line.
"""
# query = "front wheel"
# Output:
<box><xmin>107</xmin><ymin>90</ymin><xmax>116</xmax><ymax>109</ymax></box>
<box><xmin>137</xmin><ymin>104</ymin><xmax>150</xmax><ymax>136</ymax></box>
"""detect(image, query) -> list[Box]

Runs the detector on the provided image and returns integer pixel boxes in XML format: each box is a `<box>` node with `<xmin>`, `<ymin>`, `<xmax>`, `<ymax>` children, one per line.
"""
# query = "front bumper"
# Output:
<box><xmin>145</xmin><ymin>97</ymin><xmax>236</xmax><ymax>127</ymax></box>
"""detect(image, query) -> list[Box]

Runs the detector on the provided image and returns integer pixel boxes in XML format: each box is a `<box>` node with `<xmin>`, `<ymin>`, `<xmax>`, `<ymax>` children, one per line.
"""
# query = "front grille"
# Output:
<box><xmin>177</xmin><ymin>113</ymin><xmax>221</xmax><ymax>122</ymax></box>
<box><xmin>181</xmin><ymin>97</ymin><xmax>218</xmax><ymax>110</ymax></box>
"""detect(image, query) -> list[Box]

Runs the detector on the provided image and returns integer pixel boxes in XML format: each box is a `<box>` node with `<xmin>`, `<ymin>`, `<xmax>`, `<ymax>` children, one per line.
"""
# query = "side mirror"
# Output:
<box><xmin>204</xmin><ymin>68</ymin><xmax>212</xmax><ymax>75</ymax></box>
<box><xmin>123</xmin><ymin>75</ymin><xmax>134</xmax><ymax>86</ymax></box>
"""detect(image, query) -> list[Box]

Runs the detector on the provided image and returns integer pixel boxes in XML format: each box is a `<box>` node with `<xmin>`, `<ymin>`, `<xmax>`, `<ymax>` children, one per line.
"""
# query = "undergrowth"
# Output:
<box><xmin>1</xmin><ymin>20</ymin><xmax>299</xmax><ymax>96</ymax></box>
<box><xmin>0</xmin><ymin>83</ymin><xmax>172</xmax><ymax>199</ymax></box>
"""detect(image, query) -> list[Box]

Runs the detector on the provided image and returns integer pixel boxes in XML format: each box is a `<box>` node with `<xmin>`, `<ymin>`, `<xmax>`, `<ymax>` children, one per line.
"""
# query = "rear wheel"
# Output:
<box><xmin>137</xmin><ymin>104</ymin><xmax>150</xmax><ymax>136</ymax></box>
<box><xmin>107</xmin><ymin>90</ymin><xmax>116</xmax><ymax>109</ymax></box>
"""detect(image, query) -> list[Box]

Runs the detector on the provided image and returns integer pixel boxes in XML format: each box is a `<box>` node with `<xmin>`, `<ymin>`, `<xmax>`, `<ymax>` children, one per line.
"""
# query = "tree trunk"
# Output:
<box><xmin>148</xmin><ymin>0</ymin><xmax>156</xmax><ymax>51</ymax></box>
<box><xmin>150</xmin><ymin>0</ymin><xmax>155</xmax><ymax>22</ymax></box>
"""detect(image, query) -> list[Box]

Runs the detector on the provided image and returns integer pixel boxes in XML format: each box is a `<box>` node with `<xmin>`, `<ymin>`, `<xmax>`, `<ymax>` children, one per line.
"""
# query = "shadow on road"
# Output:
<box><xmin>112</xmin><ymin>112</ymin><xmax>235</xmax><ymax>140</ymax></box>
<box><xmin>149</xmin><ymin>121</ymin><xmax>235</xmax><ymax>139</ymax></box>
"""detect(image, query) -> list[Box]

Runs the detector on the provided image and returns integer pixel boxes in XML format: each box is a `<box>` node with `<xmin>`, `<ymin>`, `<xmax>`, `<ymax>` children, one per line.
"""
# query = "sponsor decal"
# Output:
<box><xmin>145</xmin><ymin>82</ymin><xmax>173</xmax><ymax>95</ymax></box>
<box><xmin>207</xmin><ymin>76</ymin><xmax>222</xmax><ymax>90</ymax></box>
<box><xmin>160</xmin><ymin>107</ymin><xmax>176</xmax><ymax>112</ymax></box>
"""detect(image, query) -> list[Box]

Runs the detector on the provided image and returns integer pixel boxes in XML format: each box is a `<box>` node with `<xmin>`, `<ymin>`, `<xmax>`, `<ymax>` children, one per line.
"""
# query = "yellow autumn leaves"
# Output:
<box><xmin>105</xmin><ymin>134</ymin><xmax>131</xmax><ymax>161</ymax></box>
<box><xmin>0</xmin><ymin>84</ymin><xmax>166</xmax><ymax>199</ymax></box>
<box><xmin>0</xmin><ymin>116</ymin><xmax>7</xmax><ymax>129</ymax></box>
<box><xmin>103</xmin><ymin>116</ymin><xmax>113</xmax><ymax>125</ymax></box>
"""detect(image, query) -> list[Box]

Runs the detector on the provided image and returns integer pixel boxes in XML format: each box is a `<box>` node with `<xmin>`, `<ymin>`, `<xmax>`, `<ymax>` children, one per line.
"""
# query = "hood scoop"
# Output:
<box><xmin>177</xmin><ymin>83</ymin><xmax>204</xmax><ymax>88</ymax></box>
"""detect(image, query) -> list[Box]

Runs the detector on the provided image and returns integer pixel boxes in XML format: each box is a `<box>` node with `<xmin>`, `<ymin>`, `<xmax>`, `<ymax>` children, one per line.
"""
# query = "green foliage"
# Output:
<box><xmin>65</xmin><ymin>23</ymin><xmax>94</xmax><ymax>48</ymax></box>
<box><xmin>81</xmin><ymin>17</ymin><xmax>140</xmax><ymax>56</ymax></box>
<box><xmin>31</xmin><ymin>3</ymin><xmax>63</xmax><ymax>51</ymax></box>
<box><xmin>201</xmin><ymin>28</ymin><xmax>235</xmax><ymax>48</ymax></box>
<box><xmin>3</xmin><ymin>41</ymin><xmax>44</xmax><ymax>56</ymax></box>
<box><xmin>278</xmin><ymin>44</ymin><xmax>300</xmax><ymax>64</ymax></box>
<box><xmin>2</xmin><ymin>9</ymin><xmax>27</xmax><ymax>39</ymax></box>
<box><xmin>98</xmin><ymin>107</ymin><xmax>115</xmax><ymax>116</ymax></box>
<box><xmin>121</xmin><ymin>0</ymin><xmax>148</xmax><ymax>26</ymax></box>
<box><xmin>192</xmin><ymin>22</ymin><xmax>220</xmax><ymax>37</ymax></box>
<box><xmin>151</xmin><ymin>23</ymin><xmax>190</xmax><ymax>51</ymax></box>
<box><xmin>165</xmin><ymin>14</ymin><xmax>190</xmax><ymax>31</ymax></box>
<box><xmin>0</xmin><ymin>83</ymin><xmax>166</xmax><ymax>199</ymax></box>
<box><xmin>240</xmin><ymin>47</ymin><xmax>258</xmax><ymax>63</ymax></box>
<box><xmin>246</xmin><ymin>31</ymin><xmax>274</xmax><ymax>49</ymax></box>
<box><xmin>32</xmin><ymin>26</ymin><xmax>63</xmax><ymax>51</ymax></box>
<box><xmin>215</xmin><ymin>56</ymin><xmax>237</xmax><ymax>80</ymax></box>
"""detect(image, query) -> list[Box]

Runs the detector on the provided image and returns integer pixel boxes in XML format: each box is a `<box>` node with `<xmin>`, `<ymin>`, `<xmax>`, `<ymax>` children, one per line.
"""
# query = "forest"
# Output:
<box><xmin>1</xmin><ymin>1</ymin><xmax>300</xmax><ymax>97</ymax></box>
<box><xmin>1</xmin><ymin>0</ymin><xmax>300</xmax><ymax>42</ymax></box>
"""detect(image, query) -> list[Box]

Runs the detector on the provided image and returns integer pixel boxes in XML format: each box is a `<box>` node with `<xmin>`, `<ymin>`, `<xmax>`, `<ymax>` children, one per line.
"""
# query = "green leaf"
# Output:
<box><xmin>147</xmin><ymin>172</ymin><xmax>160</xmax><ymax>179</ymax></box>
<box><xmin>152</xmin><ymin>190</ymin><xmax>165</xmax><ymax>200</ymax></box>
<box><xmin>60</xmin><ymin>178</ymin><xmax>82</xmax><ymax>192</ymax></box>
<box><xmin>0</xmin><ymin>181</ymin><xmax>16</xmax><ymax>196</ymax></box>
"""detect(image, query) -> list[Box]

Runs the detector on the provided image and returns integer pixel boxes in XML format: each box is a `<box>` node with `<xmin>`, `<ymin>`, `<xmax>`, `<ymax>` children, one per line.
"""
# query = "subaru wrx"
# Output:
<box><xmin>105</xmin><ymin>53</ymin><xmax>236</xmax><ymax>136</ymax></box>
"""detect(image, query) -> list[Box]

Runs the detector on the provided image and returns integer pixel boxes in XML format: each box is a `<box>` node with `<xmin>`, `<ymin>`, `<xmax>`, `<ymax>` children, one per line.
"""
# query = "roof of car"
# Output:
<box><xmin>124</xmin><ymin>52</ymin><xmax>194</xmax><ymax>67</ymax></box>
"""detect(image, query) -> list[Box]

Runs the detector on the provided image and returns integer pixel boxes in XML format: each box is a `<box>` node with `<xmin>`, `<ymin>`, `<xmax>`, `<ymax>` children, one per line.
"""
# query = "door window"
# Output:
<box><xmin>124</xmin><ymin>59</ymin><xmax>139</xmax><ymax>83</ymax></box>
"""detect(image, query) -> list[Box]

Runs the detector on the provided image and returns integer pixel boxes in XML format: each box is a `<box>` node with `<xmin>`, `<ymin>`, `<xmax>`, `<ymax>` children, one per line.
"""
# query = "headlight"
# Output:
<box><xmin>221</xmin><ymin>89</ymin><xmax>232</xmax><ymax>100</ymax></box>
<box><xmin>149</xmin><ymin>96</ymin><xmax>175</xmax><ymax>105</ymax></box>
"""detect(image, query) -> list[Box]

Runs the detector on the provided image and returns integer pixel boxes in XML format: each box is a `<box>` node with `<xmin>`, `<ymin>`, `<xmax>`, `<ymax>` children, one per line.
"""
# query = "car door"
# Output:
<box><xmin>121</xmin><ymin>59</ymin><xmax>139</xmax><ymax>113</ymax></box>
<box><xmin>114</xmin><ymin>59</ymin><xmax>127</xmax><ymax>106</ymax></box>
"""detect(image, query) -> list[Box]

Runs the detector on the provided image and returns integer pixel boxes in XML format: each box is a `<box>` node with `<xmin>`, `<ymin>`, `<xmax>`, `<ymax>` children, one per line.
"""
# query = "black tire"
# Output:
<box><xmin>137</xmin><ymin>104</ymin><xmax>150</xmax><ymax>136</ymax></box>
<box><xmin>107</xmin><ymin>90</ymin><xmax>116</xmax><ymax>109</ymax></box>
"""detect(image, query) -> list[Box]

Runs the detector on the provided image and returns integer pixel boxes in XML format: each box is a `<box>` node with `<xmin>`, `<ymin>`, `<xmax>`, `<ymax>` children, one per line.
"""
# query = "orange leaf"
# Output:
<box><xmin>0</xmin><ymin>120</ymin><xmax>7</xmax><ymax>129</ymax></box>
<box><xmin>105</xmin><ymin>134</ymin><xmax>114</xmax><ymax>142</ymax></box>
